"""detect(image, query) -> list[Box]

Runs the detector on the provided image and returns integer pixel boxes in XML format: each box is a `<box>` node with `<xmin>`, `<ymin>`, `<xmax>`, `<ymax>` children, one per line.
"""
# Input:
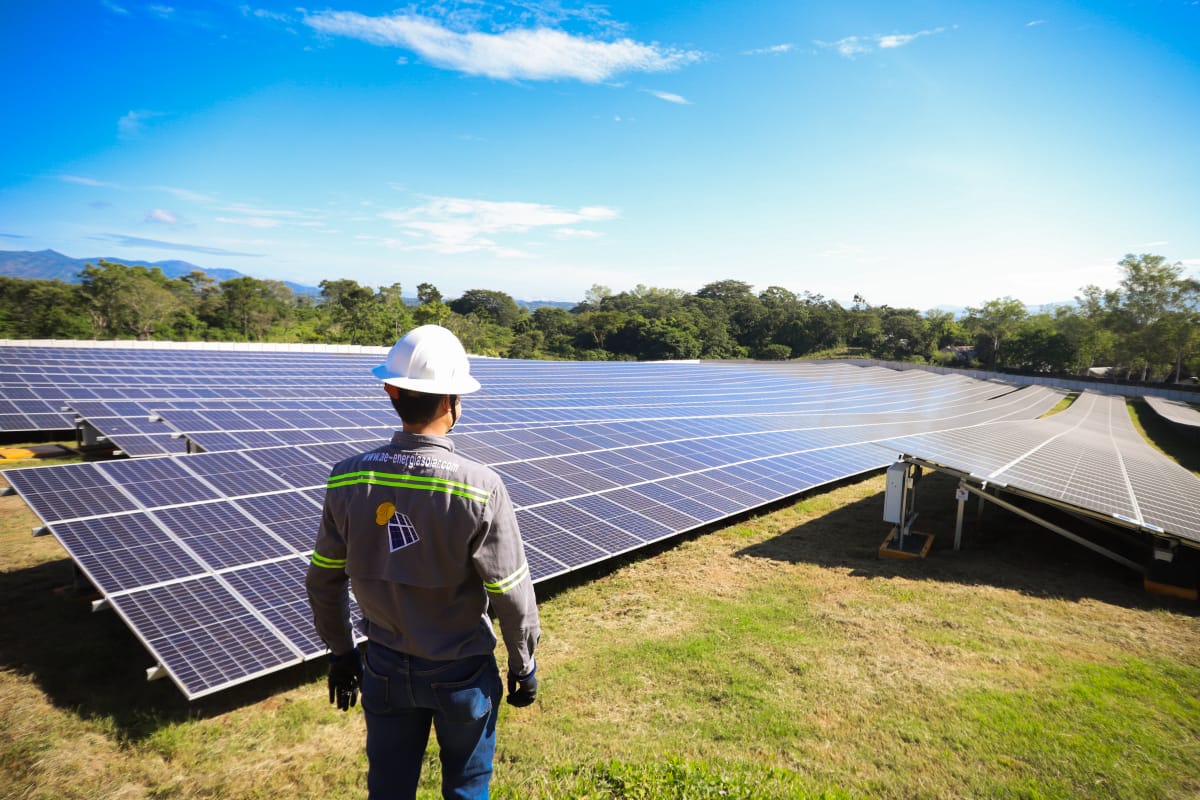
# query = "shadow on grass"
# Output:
<box><xmin>0</xmin><ymin>555</ymin><xmax>327</xmax><ymax>739</ymax></box>
<box><xmin>735</xmin><ymin>470</ymin><xmax>1199</xmax><ymax>615</ymax></box>
<box><xmin>1129</xmin><ymin>399</ymin><xmax>1200</xmax><ymax>475</ymax></box>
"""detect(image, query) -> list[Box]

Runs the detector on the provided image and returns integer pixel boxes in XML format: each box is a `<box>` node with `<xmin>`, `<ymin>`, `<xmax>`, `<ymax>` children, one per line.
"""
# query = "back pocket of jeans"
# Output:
<box><xmin>431</xmin><ymin>661</ymin><xmax>494</xmax><ymax>723</ymax></box>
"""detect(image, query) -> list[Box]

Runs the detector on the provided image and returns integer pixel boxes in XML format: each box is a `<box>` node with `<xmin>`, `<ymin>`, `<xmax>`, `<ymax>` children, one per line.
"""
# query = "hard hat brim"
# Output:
<box><xmin>371</xmin><ymin>363</ymin><xmax>482</xmax><ymax>395</ymax></box>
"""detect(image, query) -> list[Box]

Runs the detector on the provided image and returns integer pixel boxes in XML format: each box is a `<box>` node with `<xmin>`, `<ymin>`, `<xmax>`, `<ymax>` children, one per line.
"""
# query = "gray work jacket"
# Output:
<box><xmin>306</xmin><ymin>430</ymin><xmax>540</xmax><ymax>676</ymax></box>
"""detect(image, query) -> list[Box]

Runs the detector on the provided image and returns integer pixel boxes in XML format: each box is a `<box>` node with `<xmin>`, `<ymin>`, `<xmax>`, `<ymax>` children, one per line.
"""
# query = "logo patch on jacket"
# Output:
<box><xmin>376</xmin><ymin>502</ymin><xmax>420</xmax><ymax>552</ymax></box>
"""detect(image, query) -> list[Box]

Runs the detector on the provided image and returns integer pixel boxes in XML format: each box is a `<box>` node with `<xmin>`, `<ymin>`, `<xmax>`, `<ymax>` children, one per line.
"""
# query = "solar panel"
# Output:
<box><xmin>10</xmin><ymin>344</ymin><xmax>1153</xmax><ymax>700</ymax></box>
<box><xmin>1144</xmin><ymin>395</ymin><xmax>1200</xmax><ymax>432</ymax></box>
<box><xmin>878</xmin><ymin>391</ymin><xmax>1200</xmax><ymax>541</ymax></box>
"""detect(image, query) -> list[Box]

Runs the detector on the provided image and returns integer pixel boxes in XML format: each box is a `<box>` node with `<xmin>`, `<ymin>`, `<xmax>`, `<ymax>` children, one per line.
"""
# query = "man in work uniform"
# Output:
<box><xmin>306</xmin><ymin>324</ymin><xmax>541</xmax><ymax>799</ymax></box>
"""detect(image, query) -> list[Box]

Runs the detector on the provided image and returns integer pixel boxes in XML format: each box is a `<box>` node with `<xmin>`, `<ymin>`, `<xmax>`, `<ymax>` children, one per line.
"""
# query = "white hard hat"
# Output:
<box><xmin>372</xmin><ymin>325</ymin><xmax>481</xmax><ymax>395</ymax></box>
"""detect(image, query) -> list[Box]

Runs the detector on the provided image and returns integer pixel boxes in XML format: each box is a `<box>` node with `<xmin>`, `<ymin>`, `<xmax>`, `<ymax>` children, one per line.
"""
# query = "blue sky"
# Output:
<box><xmin>2</xmin><ymin>1</ymin><xmax>1198</xmax><ymax>310</ymax></box>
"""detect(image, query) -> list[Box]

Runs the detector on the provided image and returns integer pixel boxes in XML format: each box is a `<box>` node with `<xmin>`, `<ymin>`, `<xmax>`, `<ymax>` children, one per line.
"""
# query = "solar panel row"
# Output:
<box><xmin>4</xmin><ymin>350</ymin><xmax>1071</xmax><ymax>699</ymax></box>
<box><xmin>879</xmin><ymin>391</ymin><xmax>1200</xmax><ymax>542</ymax></box>
<box><xmin>15</xmin><ymin>344</ymin><xmax>1199</xmax><ymax>701</ymax></box>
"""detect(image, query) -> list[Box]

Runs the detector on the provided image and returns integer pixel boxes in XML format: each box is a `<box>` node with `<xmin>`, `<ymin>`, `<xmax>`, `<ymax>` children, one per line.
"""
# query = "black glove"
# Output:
<box><xmin>506</xmin><ymin>662</ymin><xmax>538</xmax><ymax>708</ymax></box>
<box><xmin>328</xmin><ymin>649</ymin><xmax>362</xmax><ymax>711</ymax></box>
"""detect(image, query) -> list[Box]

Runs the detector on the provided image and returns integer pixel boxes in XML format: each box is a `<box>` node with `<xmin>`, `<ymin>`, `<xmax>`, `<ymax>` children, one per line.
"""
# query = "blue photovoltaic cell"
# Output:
<box><xmin>522</xmin><ymin>543</ymin><xmax>566</xmax><ymax>577</ymax></box>
<box><xmin>109</xmin><ymin>576</ymin><xmax>300</xmax><ymax>698</ymax></box>
<box><xmin>53</xmin><ymin>514</ymin><xmax>207</xmax><ymax>592</ymax></box>
<box><xmin>181</xmin><ymin>450</ymin><xmax>293</xmax><ymax>497</ymax></box>
<box><xmin>608</xmin><ymin>510</ymin><xmax>674</xmax><ymax>543</ymax></box>
<box><xmin>152</xmin><ymin>502</ymin><xmax>292</xmax><ymax>570</ymax></box>
<box><xmin>4</xmin><ymin>462</ymin><xmax>139</xmax><ymax>522</ymax></box>
<box><xmin>572</xmin><ymin>518</ymin><xmax>643</xmax><ymax>553</ymax></box>
<box><xmin>241</xmin><ymin>446</ymin><xmax>330</xmax><ymax>488</ymax></box>
<box><xmin>222</xmin><ymin>559</ymin><xmax>328</xmax><ymax>655</ymax></box>
<box><xmin>234</xmin><ymin>492</ymin><xmax>322</xmax><ymax>552</ymax></box>
<box><xmin>97</xmin><ymin>458</ymin><xmax>221</xmax><ymax>508</ymax></box>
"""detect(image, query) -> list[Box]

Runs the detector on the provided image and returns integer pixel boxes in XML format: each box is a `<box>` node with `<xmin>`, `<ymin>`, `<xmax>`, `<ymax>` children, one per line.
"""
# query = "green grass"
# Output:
<box><xmin>2</xmin><ymin>452</ymin><xmax>1199</xmax><ymax>799</ymax></box>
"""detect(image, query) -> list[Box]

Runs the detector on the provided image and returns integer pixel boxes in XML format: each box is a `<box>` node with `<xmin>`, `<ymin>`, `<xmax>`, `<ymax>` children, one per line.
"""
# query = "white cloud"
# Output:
<box><xmin>644</xmin><ymin>89</ymin><xmax>689</xmax><ymax>104</ymax></box>
<box><xmin>303</xmin><ymin>11</ymin><xmax>702</xmax><ymax>82</ymax></box>
<box><xmin>145</xmin><ymin>208</ymin><xmax>179</xmax><ymax>224</ymax></box>
<box><xmin>102</xmin><ymin>1</ymin><xmax>129</xmax><ymax>15</ymax></box>
<box><xmin>742</xmin><ymin>43</ymin><xmax>793</xmax><ymax>56</ymax></box>
<box><xmin>1027</xmin><ymin>20</ymin><xmax>1047</xmax><ymax>27</ymax></box>
<box><xmin>817</xmin><ymin>27</ymin><xmax>948</xmax><ymax>58</ymax></box>
<box><xmin>380</xmin><ymin>196</ymin><xmax>617</xmax><ymax>256</ymax></box>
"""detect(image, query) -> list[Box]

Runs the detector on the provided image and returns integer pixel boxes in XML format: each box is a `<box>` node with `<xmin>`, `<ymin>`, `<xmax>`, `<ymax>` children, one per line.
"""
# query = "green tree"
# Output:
<box><xmin>0</xmin><ymin>277</ymin><xmax>91</xmax><ymax>339</ymax></box>
<box><xmin>923</xmin><ymin>309</ymin><xmax>962</xmax><ymax>352</ymax></box>
<box><xmin>963</xmin><ymin>297</ymin><xmax>1028</xmax><ymax>369</ymax></box>
<box><xmin>220</xmin><ymin>277</ymin><xmax>294</xmax><ymax>341</ymax></box>
<box><xmin>696</xmin><ymin>280</ymin><xmax>763</xmax><ymax>348</ymax></box>
<box><xmin>877</xmin><ymin>307</ymin><xmax>929</xmax><ymax>361</ymax></box>
<box><xmin>576</xmin><ymin>310</ymin><xmax>626</xmax><ymax>351</ymax></box>
<box><xmin>417</xmin><ymin>282</ymin><xmax>443</xmax><ymax>305</ymax></box>
<box><xmin>376</xmin><ymin>282</ymin><xmax>413</xmax><ymax>342</ymax></box>
<box><xmin>449</xmin><ymin>289</ymin><xmax>524</xmax><ymax>328</ymax></box>
<box><xmin>320</xmin><ymin>278</ymin><xmax>387</xmax><ymax>345</ymax></box>
<box><xmin>529</xmin><ymin>307</ymin><xmax>577</xmax><ymax>358</ymax></box>
<box><xmin>1114</xmin><ymin>253</ymin><xmax>1185</xmax><ymax>380</ymax></box>
<box><xmin>78</xmin><ymin>260</ymin><xmax>183</xmax><ymax>340</ymax></box>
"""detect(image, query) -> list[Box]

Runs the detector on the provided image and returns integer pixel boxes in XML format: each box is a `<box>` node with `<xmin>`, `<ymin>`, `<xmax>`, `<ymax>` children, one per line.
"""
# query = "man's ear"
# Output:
<box><xmin>384</xmin><ymin>383</ymin><xmax>401</xmax><ymax>399</ymax></box>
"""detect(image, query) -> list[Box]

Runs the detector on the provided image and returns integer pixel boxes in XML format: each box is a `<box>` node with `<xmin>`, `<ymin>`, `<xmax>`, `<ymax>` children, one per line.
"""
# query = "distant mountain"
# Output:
<box><xmin>0</xmin><ymin>249</ymin><xmax>321</xmax><ymax>297</ymax></box>
<box><xmin>518</xmin><ymin>299</ymin><xmax>576</xmax><ymax>311</ymax></box>
<box><xmin>931</xmin><ymin>302</ymin><xmax>1074</xmax><ymax>319</ymax></box>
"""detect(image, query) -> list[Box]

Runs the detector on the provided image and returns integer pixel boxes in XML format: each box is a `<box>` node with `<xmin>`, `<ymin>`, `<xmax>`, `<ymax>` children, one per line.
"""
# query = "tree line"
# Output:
<box><xmin>0</xmin><ymin>254</ymin><xmax>1196</xmax><ymax>383</ymax></box>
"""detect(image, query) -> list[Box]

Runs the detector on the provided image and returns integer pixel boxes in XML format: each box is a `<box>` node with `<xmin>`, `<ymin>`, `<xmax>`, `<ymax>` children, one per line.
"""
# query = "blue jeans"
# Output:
<box><xmin>361</xmin><ymin>643</ymin><xmax>502</xmax><ymax>800</ymax></box>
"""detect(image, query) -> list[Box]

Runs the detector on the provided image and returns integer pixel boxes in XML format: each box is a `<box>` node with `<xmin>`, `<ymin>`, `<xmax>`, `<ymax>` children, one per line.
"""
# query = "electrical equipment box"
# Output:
<box><xmin>883</xmin><ymin>461</ymin><xmax>908</xmax><ymax>524</ymax></box>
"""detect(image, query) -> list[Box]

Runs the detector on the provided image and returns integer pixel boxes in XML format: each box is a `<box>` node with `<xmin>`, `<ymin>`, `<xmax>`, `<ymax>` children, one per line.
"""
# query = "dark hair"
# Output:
<box><xmin>389</xmin><ymin>390</ymin><xmax>445</xmax><ymax>425</ymax></box>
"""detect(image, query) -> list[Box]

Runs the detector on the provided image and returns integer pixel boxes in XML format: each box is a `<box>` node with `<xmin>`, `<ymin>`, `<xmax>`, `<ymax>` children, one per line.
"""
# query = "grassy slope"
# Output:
<box><xmin>1</xmin><ymin>449</ymin><xmax>1198</xmax><ymax>799</ymax></box>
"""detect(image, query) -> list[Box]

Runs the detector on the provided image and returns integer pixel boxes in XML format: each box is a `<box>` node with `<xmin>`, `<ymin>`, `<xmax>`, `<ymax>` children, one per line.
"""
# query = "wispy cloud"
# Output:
<box><xmin>817</xmin><ymin>27</ymin><xmax>949</xmax><ymax>58</ymax></box>
<box><xmin>91</xmin><ymin>233</ymin><xmax>262</xmax><ymax>257</ymax></box>
<box><xmin>59</xmin><ymin>174</ymin><xmax>122</xmax><ymax>188</ymax></box>
<box><xmin>102</xmin><ymin>1</ymin><xmax>129</xmax><ymax>15</ymax></box>
<box><xmin>118</xmin><ymin>110</ymin><xmax>165</xmax><ymax>140</ymax></box>
<box><xmin>241</xmin><ymin>6</ymin><xmax>294</xmax><ymax>24</ymax></box>
<box><xmin>742</xmin><ymin>43</ymin><xmax>793</xmax><ymax>56</ymax></box>
<box><xmin>220</xmin><ymin>203</ymin><xmax>313</xmax><ymax>219</ymax></box>
<box><xmin>303</xmin><ymin>11</ymin><xmax>703</xmax><ymax>82</ymax></box>
<box><xmin>0</xmin><ymin>233</ymin><xmax>28</xmax><ymax>239</ymax></box>
<box><xmin>1027</xmin><ymin>20</ymin><xmax>1047</xmax><ymax>27</ymax></box>
<box><xmin>644</xmin><ymin>89</ymin><xmax>690</xmax><ymax>105</ymax></box>
<box><xmin>151</xmin><ymin>185</ymin><xmax>216</xmax><ymax>203</ymax></box>
<box><xmin>145</xmin><ymin>209</ymin><xmax>180</xmax><ymax>225</ymax></box>
<box><xmin>554</xmin><ymin>228</ymin><xmax>602</xmax><ymax>240</ymax></box>
<box><xmin>216</xmin><ymin>216</ymin><xmax>281</xmax><ymax>228</ymax></box>
<box><xmin>379</xmin><ymin>196</ymin><xmax>617</xmax><ymax>256</ymax></box>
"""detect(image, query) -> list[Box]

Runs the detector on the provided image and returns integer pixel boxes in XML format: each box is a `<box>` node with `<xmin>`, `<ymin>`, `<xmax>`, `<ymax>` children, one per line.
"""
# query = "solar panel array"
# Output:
<box><xmin>0</xmin><ymin>343</ymin><xmax>386</xmax><ymax>455</ymax></box>
<box><xmin>1144</xmin><ymin>395</ymin><xmax>1200</xmax><ymax>432</ymax></box>
<box><xmin>7</xmin><ymin>341</ymin><xmax>1195</xmax><ymax>700</ymax></box>
<box><xmin>879</xmin><ymin>390</ymin><xmax>1200</xmax><ymax>543</ymax></box>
